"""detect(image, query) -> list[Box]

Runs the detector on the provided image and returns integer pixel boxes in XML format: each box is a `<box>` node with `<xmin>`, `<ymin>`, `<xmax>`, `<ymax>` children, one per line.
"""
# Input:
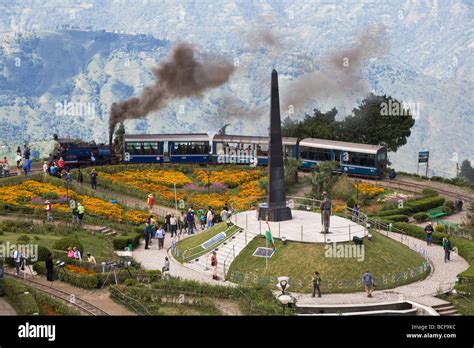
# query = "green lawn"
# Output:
<box><xmin>0</xmin><ymin>230</ymin><xmax>115</xmax><ymax>261</ymax></box>
<box><xmin>174</xmin><ymin>222</ymin><xmax>239</xmax><ymax>262</ymax></box>
<box><xmin>228</xmin><ymin>231</ymin><xmax>429</xmax><ymax>293</ymax></box>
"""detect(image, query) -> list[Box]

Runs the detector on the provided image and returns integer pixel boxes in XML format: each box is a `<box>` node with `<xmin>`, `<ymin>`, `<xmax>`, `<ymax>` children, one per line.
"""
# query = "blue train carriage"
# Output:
<box><xmin>212</xmin><ymin>134</ymin><xmax>298</xmax><ymax>165</ymax></box>
<box><xmin>123</xmin><ymin>133</ymin><xmax>210</xmax><ymax>164</ymax></box>
<box><xmin>299</xmin><ymin>138</ymin><xmax>387</xmax><ymax>177</ymax></box>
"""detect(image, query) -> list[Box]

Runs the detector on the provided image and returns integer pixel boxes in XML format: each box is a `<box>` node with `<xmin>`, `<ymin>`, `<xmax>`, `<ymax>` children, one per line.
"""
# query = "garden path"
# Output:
<box><xmin>0</xmin><ymin>298</ymin><xmax>17</xmax><ymax>315</ymax></box>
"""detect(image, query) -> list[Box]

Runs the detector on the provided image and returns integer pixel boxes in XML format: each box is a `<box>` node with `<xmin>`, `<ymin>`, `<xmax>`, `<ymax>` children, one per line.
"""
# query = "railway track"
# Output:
<box><xmin>348</xmin><ymin>177</ymin><xmax>473</xmax><ymax>204</ymax></box>
<box><xmin>4</xmin><ymin>271</ymin><xmax>110</xmax><ymax>316</ymax></box>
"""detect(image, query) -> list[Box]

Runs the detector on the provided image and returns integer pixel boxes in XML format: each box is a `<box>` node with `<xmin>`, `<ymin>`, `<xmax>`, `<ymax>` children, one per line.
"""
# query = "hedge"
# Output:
<box><xmin>382</xmin><ymin>214</ymin><xmax>409</xmax><ymax>223</ymax></box>
<box><xmin>393</xmin><ymin>222</ymin><xmax>474</xmax><ymax>278</ymax></box>
<box><xmin>3</xmin><ymin>278</ymin><xmax>40</xmax><ymax>315</ymax></box>
<box><xmin>422</xmin><ymin>188</ymin><xmax>439</xmax><ymax>197</ymax></box>
<box><xmin>3</xmin><ymin>278</ymin><xmax>79</xmax><ymax>315</ymax></box>
<box><xmin>413</xmin><ymin>212</ymin><xmax>429</xmax><ymax>222</ymax></box>
<box><xmin>112</xmin><ymin>233</ymin><xmax>142</xmax><ymax>250</ymax></box>
<box><xmin>376</xmin><ymin>196</ymin><xmax>445</xmax><ymax>217</ymax></box>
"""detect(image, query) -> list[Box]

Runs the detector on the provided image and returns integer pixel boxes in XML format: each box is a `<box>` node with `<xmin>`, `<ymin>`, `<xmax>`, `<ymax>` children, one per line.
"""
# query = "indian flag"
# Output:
<box><xmin>265</xmin><ymin>218</ymin><xmax>275</xmax><ymax>250</ymax></box>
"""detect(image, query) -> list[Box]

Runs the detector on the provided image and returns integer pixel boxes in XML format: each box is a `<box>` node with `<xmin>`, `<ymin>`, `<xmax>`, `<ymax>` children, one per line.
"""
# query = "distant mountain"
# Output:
<box><xmin>0</xmin><ymin>0</ymin><xmax>472</xmax><ymax>176</ymax></box>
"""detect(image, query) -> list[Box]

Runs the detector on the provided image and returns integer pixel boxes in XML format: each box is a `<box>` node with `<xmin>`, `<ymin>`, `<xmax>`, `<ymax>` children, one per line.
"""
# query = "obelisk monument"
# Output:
<box><xmin>258</xmin><ymin>69</ymin><xmax>292</xmax><ymax>222</ymax></box>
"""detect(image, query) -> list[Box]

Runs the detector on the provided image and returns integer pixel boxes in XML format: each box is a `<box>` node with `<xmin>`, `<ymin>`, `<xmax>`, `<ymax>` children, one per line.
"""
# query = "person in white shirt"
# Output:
<box><xmin>170</xmin><ymin>214</ymin><xmax>177</xmax><ymax>237</ymax></box>
<box><xmin>206</xmin><ymin>207</ymin><xmax>214</xmax><ymax>229</ymax></box>
<box><xmin>73</xmin><ymin>247</ymin><xmax>82</xmax><ymax>261</ymax></box>
<box><xmin>42</xmin><ymin>161</ymin><xmax>48</xmax><ymax>177</ymax></box>
<box><xmin>155</xmin><ymin>225</ymin><xmax>165</xmax><ymax>250</ymax></box>
<box><xmin>13</xmin><ymin>246</ymin><xmax>21</xmax><ymax>275</ymax></box>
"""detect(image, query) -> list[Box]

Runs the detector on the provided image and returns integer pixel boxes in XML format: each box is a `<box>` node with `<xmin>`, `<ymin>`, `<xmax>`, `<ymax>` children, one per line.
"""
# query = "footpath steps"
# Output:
<box><xmin>432</xmin><ymin>303</ymin><xmax>461</xmax><ymax>316</ymax></box>
<box><xmin>185</xmin><ymin>228</ymin><xmax>259</xmax><ymax>279</ymax></box>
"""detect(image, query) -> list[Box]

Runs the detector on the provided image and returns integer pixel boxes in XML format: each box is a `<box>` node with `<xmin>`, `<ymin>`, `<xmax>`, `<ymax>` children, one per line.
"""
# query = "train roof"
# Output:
<box><xmin>299</xmin><ymin>138</ymin><xmax>385</xmax><ymax>154</ymax></box>
<box><xmin>124</xmin><ymin>133</ymin><xmax>210</xmax><ymax>142</ymax></box>
<box><xmin>213</xmin><ymin>134</ymin><xmax>298</xmax><ymax>145</ymax></box>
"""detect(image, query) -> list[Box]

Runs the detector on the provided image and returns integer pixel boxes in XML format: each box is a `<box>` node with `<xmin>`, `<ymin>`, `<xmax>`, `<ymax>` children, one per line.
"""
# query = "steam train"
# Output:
<box><xmin>123</xmin><ymin>133</ymin><xmax>388</xmax><ymax>178</ymax></box>
<box><xmin>53</xmin><ymin>134</ymin><xmax>116</xmax><ymax>166</ymax></box>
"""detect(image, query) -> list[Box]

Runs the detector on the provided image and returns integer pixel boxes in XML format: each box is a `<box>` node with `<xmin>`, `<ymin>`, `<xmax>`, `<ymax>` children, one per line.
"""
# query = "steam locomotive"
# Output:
<box><xmin>53</xmin><ymin>134</ymin><xmax>116</xmax><ymax>166</ymax></box>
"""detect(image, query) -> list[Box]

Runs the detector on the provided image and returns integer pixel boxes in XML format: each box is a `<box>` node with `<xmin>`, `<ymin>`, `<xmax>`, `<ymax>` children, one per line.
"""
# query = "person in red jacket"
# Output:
<box><xmin>147</xmin><ymin>194</ymin><xmax>154</xmax><ymax>212</ymax></box>
<box><xmin>211</xmin><ymin>251</ymin><xmax>218</xmax><ymax>280</ymax></box>
<box><xmin>57</xmin><ymin>157</ymin><xmax>65</xmax><ymax>174</ymax></box>
<box><xmin>45</xmin><ymin>200</ymin><xmax>53</xmax><ymax>221</ymax></box>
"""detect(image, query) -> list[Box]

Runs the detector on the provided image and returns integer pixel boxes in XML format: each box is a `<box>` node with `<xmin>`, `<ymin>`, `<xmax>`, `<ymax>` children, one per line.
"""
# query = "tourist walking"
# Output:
<box><xmin>443</xmin><ymin>235</ymin><xmax>452</xmax><ymax>262</ymax></box>
<box><xmin>13</xmin><ymin>246</ymin><xmax>21</xmax><ymax>276</ymax></box>
<box><xmin>170</xmin><ymin>214</ymin><xmax>177</xmax><ymax>237</ymax></box>
<box><xmin>178</xmin><ymin>211</ymin><xmax>185</xmax><ymax>238</ymax></box>
<box><xmin>70</xmin><ymin>199</ymin><xmax>79</xmax><ymax>224</ymax></box>
<box><xmin>363</xmin><ymin>270</ymin><xmax>374</xmax><ymax>297</ymax></box>
<box><xmin>220</xmin><ymin>207</ymin><xmax>230</xmax><ymax>226</ymax></box>
<box><xmin>165</xmin><ymin>213</ymin><xmax>171</xmax><ymax>233</ymax></box>
<box><xmin>211</xmin><ymin>251</ymin><xmax>218</xmax><ymax>280</ymax></box>
<box><xmin>45</xmin><ymin>200</ymin><xmax>53</xmax><ymax>221</ymax></box>
<box><xmin>187</xmin><ymin>208</ymin><xmax>195</xmax><ymax>234</ymax></box>
<box><xmin>16</xmin><ymin>146</ymin><xmax>22</xmax><ymax>168</ymax></box>
<box><xmin>42</xmin><ymin>161</ymin><xmax>48</xmax><ymax>177</ymax></box>
<box><xmin>155</xmin><ymin>225</ymin><xmax>165</xmax><ymax>250</ymax></box>
<box><xmin>147</xmin><ymin>194</ymin><xmax>154</xmax><ymax>213</ymax></box>
<box><xmin>77</xmin><ymin>202</ymin><xmax>85</xmax><ymax>224</ymax></box>
<box><xmin>144</xmin><ymin>221</ymin><xmax>151</xmax><ymax>250</ymax></box>
<box><xmin>77</xmin><ymin>169</ymin><xmax>84</xmax><ymax>183</ymax></box>
<box><xmin>206</xmin><ymin>207</ymin><xmax>214</xmax><ymax>229</ymax></box>
<box><xmin>90</xmin><ymin>169</ymin><xmax>98</xmax><ymax>190</ymax></box>
<box><xmin>312</xmin><ymin>271</ymin><xmax>321</xmax><ymax>298</ymax></box>
<box><xmin>352</xmin><ymin>204</ymin><xmax>360</xmax><ymax>222</ymax></box>
<box><xmin>424</xmin><ymin>222</ymin><xmax>434</xmax><ymax>246</ymax></box>
<box><xmin>46</xmin><ymin>253</ymin><xmax>54</xmax><ymax>282</ymax></box>
<box><xmin>23</xmin><ymin>158</ymin><xmax>31</xmax><ymax>177</ymax></box>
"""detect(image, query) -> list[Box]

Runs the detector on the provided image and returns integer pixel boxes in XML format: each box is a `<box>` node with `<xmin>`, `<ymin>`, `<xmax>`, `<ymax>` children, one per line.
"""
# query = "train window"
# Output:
<box><xmin>377</xmin><ymin>151</ymin><xmax>387</xmax><ymax>161</ymax></box>
<box><xmin>300</xmin><ymin>147</ymin><xmax>331</xmax><ymax>161</ymax></box>
<box><xmin>142</xmin><ymin>142</ymin><xmax>159</xmax><ymax>155</ymax></box>
<box><xmin>173</xmin><ymin>142</ymin><xmax>209</xmax><ymax>155</ymax></box>
<box><xmin>125</xmin><ymin>142</ymin><xmax>143</xmax><ymax>155</ymax></box>
<box><xmin>342</xmin><ymin>152</ymin><xmax>376</xmax><ymax>167</ymax></box>
<box><xmin>215</xmin><ymin>143</ymin><xmax>225</xmax><ymax>154</ymax></box>
<box><xmin>256</xmin><ymin>144</ymin><xmax>269</xmax><ymax>157</ymax></box>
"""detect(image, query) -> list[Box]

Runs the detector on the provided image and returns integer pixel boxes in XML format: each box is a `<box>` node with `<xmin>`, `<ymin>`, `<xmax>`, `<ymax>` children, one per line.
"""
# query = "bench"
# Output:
<box><xmin>427</xmin><ymin>206</ymin><xmax>446</xmax><ymax>220</ymax></box>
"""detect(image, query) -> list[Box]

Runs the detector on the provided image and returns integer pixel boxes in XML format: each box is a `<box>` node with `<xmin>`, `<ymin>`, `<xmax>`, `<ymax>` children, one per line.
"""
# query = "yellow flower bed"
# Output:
<box><xmin>193</xmin><ymin>169</ymin><xmax>263</xmax><ymax>187</ymax></box>
<box><xmin>101</xmin><ymin>170</ymin><xmax>192</xmax><ymax>187</ymax></box>
<box><xmin>354</xmin><ymin>183</ymin><xmax>384</xmax><ymax>198</ymax></box>
<box><xmin>0</xmin><ymin>180</ymin><xmax>147</xmax><ymax>224</ymax></box>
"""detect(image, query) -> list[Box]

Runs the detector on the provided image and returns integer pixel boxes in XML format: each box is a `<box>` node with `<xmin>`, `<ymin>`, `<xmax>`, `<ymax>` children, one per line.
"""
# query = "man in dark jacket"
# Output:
<box><xmin>46</xmin><ymin>253</ymin><xmax>54</xmax><ymax>282</ymax></box>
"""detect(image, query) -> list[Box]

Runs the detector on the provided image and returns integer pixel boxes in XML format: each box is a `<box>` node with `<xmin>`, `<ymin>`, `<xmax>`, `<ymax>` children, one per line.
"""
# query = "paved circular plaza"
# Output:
<box><xmin>231</xmin><ymin>209</ymin><xmax>366</xmax><ymax>243</ymax></box>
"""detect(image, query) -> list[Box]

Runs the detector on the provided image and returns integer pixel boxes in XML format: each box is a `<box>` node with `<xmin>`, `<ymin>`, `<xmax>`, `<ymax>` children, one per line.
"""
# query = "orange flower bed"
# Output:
<box><xmin>65</xmin><ymin>264</ymin><xmax>96</xmax><ymax>275</ymax></box>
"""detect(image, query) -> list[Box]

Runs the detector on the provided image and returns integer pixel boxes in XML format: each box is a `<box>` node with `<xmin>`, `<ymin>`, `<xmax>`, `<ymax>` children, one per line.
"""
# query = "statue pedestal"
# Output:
<box><xmin>258</xmin><ymin>203</ymin><xmax>293</xmax><ymax>222</ymax></box>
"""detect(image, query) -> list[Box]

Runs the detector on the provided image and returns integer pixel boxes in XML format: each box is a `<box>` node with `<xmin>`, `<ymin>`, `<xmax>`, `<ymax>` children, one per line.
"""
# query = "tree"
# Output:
<box><xmin>308</xmin><ymin>161</ymin><xmax>339</xmax><ymax>195</ymax></box>
<box><xmin>113</xmin><ymin>122</ymin><xmax>125</xmax><ymax>161</ymax></box>
<box><xmin>460</xmin><ymin>160</ymin><xmax>474</xmax><ymax>184</ymax></box>
<box><xmin>341</xmin><ymin>94</ymin><xmax>415</xmax><ymax>152</ymax></box>
<box><xmin>282</xmin><ymin>108</ymin><xmax>339</xmax><ymax>139</ymax></box>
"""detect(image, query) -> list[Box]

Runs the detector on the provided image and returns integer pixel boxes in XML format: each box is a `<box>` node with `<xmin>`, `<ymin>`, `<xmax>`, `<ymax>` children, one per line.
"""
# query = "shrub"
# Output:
<box><xmin>330</xmin><ymin>175</ymin><xmax>353</xmax><ymax>201</ymax></box>
<box><xmin>16</xmin><ymin>235</ymin><xmax>30</xmax><ymax>243</ymax></box>
<box><xmin>112</xmin><ymin>233</ymin><xmax>142</xmax><ymax>250</ymax></box>
<box><xmin>443</xmin><ymin>201</ymin><xmax>455</xmax><ymax>215</ymax></box>
<box><xmin>435</xmin><ymin>224</ymin><xmax>445</xmax><ymax>233</ymax></box>
<box><xmin>346</xmin><ymin>197</ymin><xmax>356</xmax><ymax>209</ymax></box>
<box><xmin>52</xmin><ymin>236</ymin><xmax>84</xmax><ymax>254</ymax></box>
<box><xmin>422</xmin><ymin>188</ymin><xmax>439</xmax><ymax>197</ymax></box>
<box><xmin>413</xmin><ymin>212</ymin><xmax>429</xmax><ymax>222</ymax></box>
<box><xmin>33</xmin><ymin>291</ymin><xmax>80</xmax><ymax>316</ymax></box>
<box><xmin>34</xmin><ymin>262</ymin><xmax>99</xmax><ymax>289</ymax></box>
<box><xmin>383</xmin><ymin>215</ymin><xmax>409</xmax><ymax>223</ymax></box>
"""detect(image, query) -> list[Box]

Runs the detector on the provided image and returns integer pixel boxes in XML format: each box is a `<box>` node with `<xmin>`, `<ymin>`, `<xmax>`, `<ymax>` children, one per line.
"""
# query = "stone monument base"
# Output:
<box><xmin>258</xmin><ymin>204</ymin><xmax>293</xmax><ymax>222</ymax></box>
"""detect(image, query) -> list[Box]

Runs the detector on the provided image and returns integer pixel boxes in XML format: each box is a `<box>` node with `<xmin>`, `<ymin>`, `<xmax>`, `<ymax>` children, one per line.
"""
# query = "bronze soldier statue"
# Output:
<box><xmin>320</xmin><ymin>191</ymin><xmax>331</xmax><ymax>233</ymax></box>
